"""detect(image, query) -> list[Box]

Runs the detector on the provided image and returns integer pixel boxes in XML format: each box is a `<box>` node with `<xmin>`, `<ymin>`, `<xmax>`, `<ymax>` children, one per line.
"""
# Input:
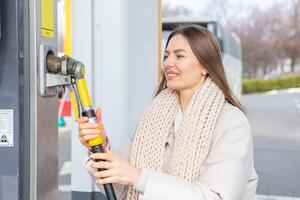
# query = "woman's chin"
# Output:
<box><xmin>166</xmin><ymin>83</ymin><xmax>181</xmax><ymax>91</ymax></box>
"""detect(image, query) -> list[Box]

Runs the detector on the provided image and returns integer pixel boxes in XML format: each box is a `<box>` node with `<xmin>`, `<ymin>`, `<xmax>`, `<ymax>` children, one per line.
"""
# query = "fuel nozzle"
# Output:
<box><xmin>45</xmin><ymin>54</ymin><xmax>118</xmax><ymax>200</ymax></box>
<box><xmin>46</xmin><ymin>54</ymin><xmax>85</xmax><ymax>79</ymax></box>
<box><xmin>46</xmin><ymin>54</ymin><xmax>85</xmax><ymax>120</ymax></box>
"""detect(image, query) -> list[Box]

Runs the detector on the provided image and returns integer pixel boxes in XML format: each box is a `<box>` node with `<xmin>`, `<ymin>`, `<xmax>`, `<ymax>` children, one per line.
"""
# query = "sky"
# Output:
<box><xmin>163</xmin><ymin>0</ymin><xmax>287</xmax><ymax>18</ymax></box>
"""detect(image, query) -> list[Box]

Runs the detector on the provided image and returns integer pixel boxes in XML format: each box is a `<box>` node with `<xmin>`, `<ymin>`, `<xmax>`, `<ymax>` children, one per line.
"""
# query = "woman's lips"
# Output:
<box><xmin>166</xmin><ymin>73</ymin><xmax>180</xmax><ymax>80</ymax></box>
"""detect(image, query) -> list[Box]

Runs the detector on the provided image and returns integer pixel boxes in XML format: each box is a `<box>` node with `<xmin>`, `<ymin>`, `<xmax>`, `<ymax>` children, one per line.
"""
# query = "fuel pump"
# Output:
<box><xmin>45</xmin><ymin>54</ymin><xmax>117</xmax><ymax>200</ymax></box>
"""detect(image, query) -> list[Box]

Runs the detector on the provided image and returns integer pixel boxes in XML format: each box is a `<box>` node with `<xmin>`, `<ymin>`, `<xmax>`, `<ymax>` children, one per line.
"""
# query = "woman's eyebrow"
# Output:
<box><xmin>164</xmin><ymin>49</ymin><xmax>187</xmax><ymax>54</ymax></box>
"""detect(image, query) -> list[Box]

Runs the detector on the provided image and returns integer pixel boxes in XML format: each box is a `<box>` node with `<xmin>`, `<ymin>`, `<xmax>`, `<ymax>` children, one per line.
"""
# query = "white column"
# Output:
<box><xmin>71</xmin><ymin>0</ymin><xmax>160</xmax><ymax>197</ymax></box>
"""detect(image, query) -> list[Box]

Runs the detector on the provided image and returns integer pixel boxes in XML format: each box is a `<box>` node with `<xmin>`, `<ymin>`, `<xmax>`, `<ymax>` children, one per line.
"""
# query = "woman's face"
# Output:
<box><xmin>162</xmin><ymin>34</ymin><xmax>207</xmax><ymax>92</ymax></box>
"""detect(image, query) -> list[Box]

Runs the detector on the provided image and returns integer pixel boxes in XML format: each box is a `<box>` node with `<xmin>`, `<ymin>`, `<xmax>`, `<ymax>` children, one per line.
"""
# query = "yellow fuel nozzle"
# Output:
<box><xmin>76</xmin><ymin>79</ymin><xmax>92</xmax><ymax>108</ymax></box>
<box><xmin>76</xmin><ymin>78</ymin><xmax>103</xmax><ymax>146</ymax></box>
<box><xmin>47</xmin><ymin>55</ymin><xmax>103</xmax><ymax>146</ymax></box>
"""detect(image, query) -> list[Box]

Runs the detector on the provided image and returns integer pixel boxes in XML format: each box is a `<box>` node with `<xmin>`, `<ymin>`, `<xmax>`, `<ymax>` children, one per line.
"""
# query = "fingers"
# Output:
<box><xmin>79</xmin><ymin>128</ymin><xmax>100</xmax><ymax>136</ymax></box>
<box><xmin>83</xmin><ymin>134</ymin><xmax>99</xmax><ymax>141</ymax></box>
<box><xmin>77</xmin><ymin>116</ymin><xmax>89</xmax><ymax>123</ymax></box>
<box><xmin>90</xmin><ymin>152</ymin><xmax>115</xmax><ymax>162</ymax></box>
<box><xmin>94</xmin><ymin>169</ymin><xmax>115</xmax><ymax>179</ymax></box>
<box><xmin>92</xmin><ymin>161</ymin><xmax>113</xmax><ymax>169</ymax></box>
<box><xmin>95</xmin><ymin>108</ymin><xmax>106</xmax><ymax>135</ymax></box>
<box><xmin>105</xmin><ymin>146</ymin><xmax>111</xmax><ymax>153</ymax></box>
<box><xmin>77</xmin><ymin>108</ymin><xmax>107</xmax><ymax>149</ymax></box>
<box><xmin>95</xmin><ymin>108</ymin><xmax>102</xmax><ymax>122</ymax></box>
<box><xmin>79</xmin><ymin>128</ymin><xmax>100</xmax><ymax>141</ymax></box>
<box><xmin>78</xmin><ymin>126</ymin><xmax>100</xmax><ymax>147</ymax></box>
<box><xmin>91</xmin><ymin>153</ymin><xmax>138</xmax><ymax>186</ymax></box>
<box><xmin>96</xmin><ymin>177</ymin><xmax>117</xmax><ymax>185</ymax></box>
<box><xmin>78</xmin><ymin>122</ymin><xmax>98</xmax><ymax>130</ymax></box>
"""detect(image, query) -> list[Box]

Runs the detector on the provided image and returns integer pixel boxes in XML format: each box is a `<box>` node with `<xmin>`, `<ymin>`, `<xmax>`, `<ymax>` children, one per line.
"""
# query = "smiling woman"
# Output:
<box><xmin>79</xmin><ymin>25</ymin><xmax>258</xmax><ymax>200</ymax></box>
<box><xmin>158</xmin><ymin>25</ymin><xmax>243</xmax><ymax>112</ymax></box>
<box><xmin>162</xmin><ymin>34</ymin><xmax>208</xmax><ymax>112</ymax></box>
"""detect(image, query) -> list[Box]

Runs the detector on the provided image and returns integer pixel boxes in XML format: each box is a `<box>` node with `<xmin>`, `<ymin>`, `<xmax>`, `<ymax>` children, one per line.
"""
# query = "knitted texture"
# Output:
<box><xmin>127</xmin><ymin>77</ymin><xmax>225</xmax><ymax>200</ymax></box>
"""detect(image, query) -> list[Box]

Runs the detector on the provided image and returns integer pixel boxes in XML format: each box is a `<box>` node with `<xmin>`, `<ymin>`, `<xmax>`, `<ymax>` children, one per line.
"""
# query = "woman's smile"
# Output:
<box><xmin>165</xmin><ymin>70</ymin><xmax>180</xmax><ymax>80</ymax></box>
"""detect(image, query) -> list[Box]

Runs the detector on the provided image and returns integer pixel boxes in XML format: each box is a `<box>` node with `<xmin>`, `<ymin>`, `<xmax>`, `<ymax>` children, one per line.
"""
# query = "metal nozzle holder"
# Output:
<box><xmin>39</xmin><ymin>43</ymin><xmax>85</xmax><ymax>97</ymax></box>
<box><xmin>46</xmin><ymin>54</ymin><xmax>85</xmax><ymax>79</ymax></box>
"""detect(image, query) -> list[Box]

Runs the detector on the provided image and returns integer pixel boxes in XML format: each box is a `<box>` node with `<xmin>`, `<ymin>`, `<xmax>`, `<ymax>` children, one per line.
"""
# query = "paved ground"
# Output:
<box><xmin>241</xmin><ymin>88</ymin><xmax>300</xmax><ymax>197</ymax></box>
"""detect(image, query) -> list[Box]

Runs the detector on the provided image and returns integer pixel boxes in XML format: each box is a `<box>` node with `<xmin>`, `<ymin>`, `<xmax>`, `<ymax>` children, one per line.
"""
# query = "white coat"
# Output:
<box><xmin>85</xmin><ymin>103</ymin><xmax>258</xmax><ymax>200</ymax></box>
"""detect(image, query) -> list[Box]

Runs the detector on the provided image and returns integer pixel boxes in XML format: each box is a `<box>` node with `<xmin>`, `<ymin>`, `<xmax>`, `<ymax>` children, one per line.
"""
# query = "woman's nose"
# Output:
<box><xmin>162</xmin><ymin>56</ymin><xmax>174</xmax><ymax>69</ymax></box>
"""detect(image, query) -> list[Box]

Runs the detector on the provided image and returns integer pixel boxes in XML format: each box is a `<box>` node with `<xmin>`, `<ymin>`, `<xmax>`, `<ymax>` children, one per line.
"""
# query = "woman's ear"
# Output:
<box><xmin>201</xmin><ymin>69</ymin><xmax>208</xmax><ymax>76</ymax></box>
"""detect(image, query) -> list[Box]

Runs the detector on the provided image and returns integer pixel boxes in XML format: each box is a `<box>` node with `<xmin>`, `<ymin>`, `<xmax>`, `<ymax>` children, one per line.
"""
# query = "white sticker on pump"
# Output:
<box><xmin>0</xmin><ymin>109</ymin><xmax>14</xmax><ymax>147</ymax></box>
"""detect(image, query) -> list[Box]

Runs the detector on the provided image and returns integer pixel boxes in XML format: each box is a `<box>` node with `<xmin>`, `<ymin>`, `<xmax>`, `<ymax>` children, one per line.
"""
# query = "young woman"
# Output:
<box><xmin>78</xmin><ymin>25</ymin><xmax>258</xmax><ymax>200</ymax></box>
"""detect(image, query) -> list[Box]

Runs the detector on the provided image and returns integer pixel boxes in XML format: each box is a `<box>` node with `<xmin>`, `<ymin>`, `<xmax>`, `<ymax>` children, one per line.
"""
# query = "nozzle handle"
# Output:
<box><xmin>92</xmin><ymin>145</ymin><xmax>118</xmax><ymax>200</ymax></box>
<box><xmin>82</xmin><ymin>110</ymin><xmax>117</xmax><ymax>200</ymax></box>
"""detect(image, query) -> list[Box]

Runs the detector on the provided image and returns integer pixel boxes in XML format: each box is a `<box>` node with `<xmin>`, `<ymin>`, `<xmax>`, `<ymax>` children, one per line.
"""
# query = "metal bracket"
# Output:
<box><xmin>39</xmin><ymin>44</ymin><xmax>71</xmax><ymax>97</ymax></box>
<box><xmin>39</xmin><ymin>44</ymin><xmax>56</xmax><ymax>97</ymax></box>
<box><xmin>46</xmin><ymin>73</ymin><xmax>70</xmax><ymax>87</ymax></box>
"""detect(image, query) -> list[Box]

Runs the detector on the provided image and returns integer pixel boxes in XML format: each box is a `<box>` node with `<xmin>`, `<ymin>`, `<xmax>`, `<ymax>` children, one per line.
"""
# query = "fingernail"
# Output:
<box><xmin>90</xmin><ymin>154</ymin><xmax>95</xmax><ymax>158</ymax></box>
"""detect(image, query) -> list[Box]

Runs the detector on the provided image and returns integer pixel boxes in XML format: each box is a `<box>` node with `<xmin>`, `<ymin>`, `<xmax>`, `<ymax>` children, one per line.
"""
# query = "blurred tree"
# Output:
<box><xmin>278</xmin><ymin>0</ymin><xmax>300</xmax><ymax>72</ymax></box>
<box><xmin>233</xmin><ymin>6</ymin><xmax>283</xmax><ymax>78</ymax></box>
<box><xmin>163</xmin><ymin>4</ymin><xmax>191</xmax><ymax>18</ymax></box>
<box><xmin>203</xmin><ymin>0</ymin><xmax>234</xmax><ymax>27</ymax></box>
<box><xmin>233</xmin><ymin>1</ymin><xmax>300</xmax><ymax>78</ymax></box>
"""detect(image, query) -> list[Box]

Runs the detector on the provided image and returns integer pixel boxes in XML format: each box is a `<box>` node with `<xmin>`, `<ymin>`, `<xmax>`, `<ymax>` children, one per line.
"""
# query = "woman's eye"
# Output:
<box><xmin>163</xmin><ymin>55</ymin><xmax>168</xmax><ymax>60</ymax></box>
<box><xmin>176</xmin><ymin>55</ymin><xmax>184</xmax><ymax>59</ymax></box>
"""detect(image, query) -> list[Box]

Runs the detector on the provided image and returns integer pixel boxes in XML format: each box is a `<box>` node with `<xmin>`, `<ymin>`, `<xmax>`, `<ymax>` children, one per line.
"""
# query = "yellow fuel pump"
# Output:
<box><xmin>46</xmin><ymin>54</ymin><xmax>117</xmax><ymax>200</ymax></box>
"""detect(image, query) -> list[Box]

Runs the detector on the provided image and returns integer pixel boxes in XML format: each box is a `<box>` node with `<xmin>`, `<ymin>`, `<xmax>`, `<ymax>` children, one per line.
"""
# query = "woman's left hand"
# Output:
<box><xmin>91</xmin><ymin>150</ymin><xmax>141</xmax><ymax>186</ymax></box>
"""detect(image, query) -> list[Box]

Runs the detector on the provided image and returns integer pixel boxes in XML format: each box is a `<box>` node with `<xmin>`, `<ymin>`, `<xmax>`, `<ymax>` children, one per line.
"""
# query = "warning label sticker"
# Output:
<box><xmin>0</xmin><ymin>109</ymin><xmax>13</xmax><ymax>147</ymax></box>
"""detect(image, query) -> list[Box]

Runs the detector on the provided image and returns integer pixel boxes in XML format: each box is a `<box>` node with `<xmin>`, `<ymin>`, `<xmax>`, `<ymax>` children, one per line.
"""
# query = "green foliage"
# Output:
<box><xmin>242</xmin><ymin>75</ymin><xmax>300</xmax><ymax>94</ymax></box>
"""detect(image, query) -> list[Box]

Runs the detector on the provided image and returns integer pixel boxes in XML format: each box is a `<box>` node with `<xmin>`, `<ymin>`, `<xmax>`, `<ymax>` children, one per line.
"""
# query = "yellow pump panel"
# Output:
<box><xmin>41</xmin><ymin>0</ymin><xmax>55</xmax><ymax>38</ymax></box>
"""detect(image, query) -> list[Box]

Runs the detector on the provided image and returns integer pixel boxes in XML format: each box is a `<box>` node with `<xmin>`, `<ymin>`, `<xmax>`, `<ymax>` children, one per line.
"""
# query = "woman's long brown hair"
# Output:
<box><xmin>156</xmin><ymin>24</ymin><xmax>244</xmax><ymax>112</ymax></box>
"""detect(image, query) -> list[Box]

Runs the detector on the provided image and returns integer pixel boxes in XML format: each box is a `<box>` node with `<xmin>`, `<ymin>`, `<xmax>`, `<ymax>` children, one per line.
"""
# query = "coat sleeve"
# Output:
<box><xmin>133</xmin><ymin>114</ymin><xmax>254</xmax><ymax>200</ymax></box>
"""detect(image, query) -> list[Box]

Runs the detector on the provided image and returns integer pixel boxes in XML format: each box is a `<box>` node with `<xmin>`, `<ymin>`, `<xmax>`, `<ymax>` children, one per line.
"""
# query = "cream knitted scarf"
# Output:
<box><xmin>127</xmin><ymin>77</ymin><xmax>225</xmax><ymax>200</ymax></box>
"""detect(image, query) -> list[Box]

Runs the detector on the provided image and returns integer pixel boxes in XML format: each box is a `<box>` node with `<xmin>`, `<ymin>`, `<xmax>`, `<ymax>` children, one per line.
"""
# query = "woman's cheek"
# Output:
<box><xmin>167</xmin><ymin>78</ymin><xmax>184</xmax><ymax>90</ymax></box>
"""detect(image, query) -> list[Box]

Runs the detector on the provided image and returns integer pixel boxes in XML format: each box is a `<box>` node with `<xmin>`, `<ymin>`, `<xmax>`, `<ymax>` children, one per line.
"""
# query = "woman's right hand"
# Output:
<box><xmin>78</xmin><ymin>108</ymin><xmax>107</xmax><ymax>150</ymax></box>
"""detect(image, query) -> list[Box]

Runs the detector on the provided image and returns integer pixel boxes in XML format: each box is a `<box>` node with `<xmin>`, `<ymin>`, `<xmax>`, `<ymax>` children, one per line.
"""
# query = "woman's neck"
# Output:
<box><xmin>179</xmin><ymin>77</ymin><xmax>207</xmax><ymax>113</ymax></box>
<box><xmin>179</xmin><ymin>90</ymin><xmax>193</xmax><ymax>113</ymax></box>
